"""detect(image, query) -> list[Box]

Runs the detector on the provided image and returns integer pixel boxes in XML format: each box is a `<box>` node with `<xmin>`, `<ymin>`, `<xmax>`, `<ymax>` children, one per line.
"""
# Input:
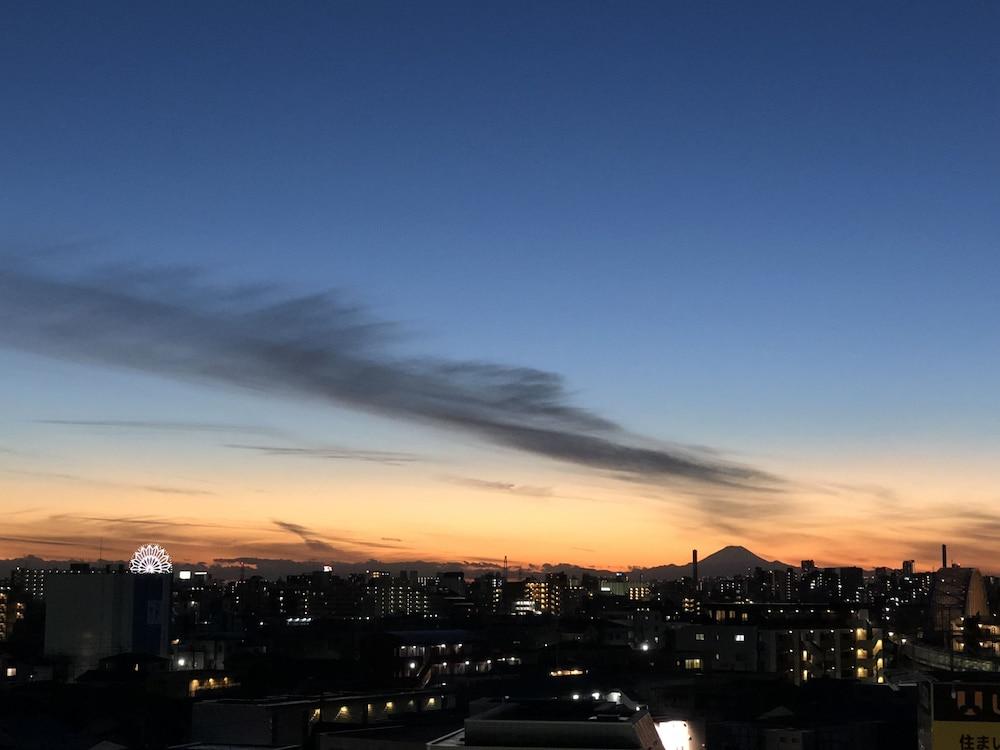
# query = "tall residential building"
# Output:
<box><xmin>757</xmin><ymin>618</ymin><xmax>885</xmax><ymax>685</ymax></box>
<box><xmin>524</xmin><ymin>578</ymin><xmax>560</xmax><ymax>614</ymax></box>
<box><xmin>837</xmin><ymin>567</ymin><xmax>865</xmax><ymax>602</ymax></box>
<box><xmin>368</xmin><ymin>576</ymin><xmax>429</xmax><ymax>618</ymax></box>
<box><xmin>11</xmin><ymin>567</ymin><xmax>48</xmax><ymax>600</ymax></box>
<box><xmin>43</xmin><ymin>572</ymin><xmax>170</xmax><ymax>679</ymax></box>
<box><xmin>0</xmin><ymin>583</ymin><xmax>8</xmax><ymax>641</ymax></box>
<box><xmin>782</xmin><ymin>567</ymin><xmax>798</xmax><ymax>601</ymax></box>
<box><xmin>598</xmin><ymin>577</ymin><xmax>624</xmax><ymax>596</ymax></box>
<box><xmin>902</xmin><ymin>560</ymin><xmax>915</xmax><ymax>576</ymax></box>
<box><xmin>437</xmin><ymin>572</ymin><xmax>467</xmax><ymax>597</ymax></box>
<box><xmin>474</xmin><ymin>573</ymin><xmax>505</xmax><ymax>615</ymax></box>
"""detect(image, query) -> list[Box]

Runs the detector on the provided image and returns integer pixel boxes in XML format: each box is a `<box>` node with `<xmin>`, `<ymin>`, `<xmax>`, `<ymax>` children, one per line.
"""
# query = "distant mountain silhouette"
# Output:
<box><xmin>0</xmin><ymin>545</ymin><xmax>793</xmax><ymax>580</ymax></box>
<box><xmin>640</xmin><ymin>545</ymin><xmax>794</xmax><ymax>580</ymax></box>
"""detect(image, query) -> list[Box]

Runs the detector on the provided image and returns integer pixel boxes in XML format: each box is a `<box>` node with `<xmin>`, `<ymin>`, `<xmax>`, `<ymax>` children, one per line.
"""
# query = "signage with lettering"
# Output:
<box><xmin>929</xmin><ymin>684</ymin><xmax>1000</xmax><ymax>750</ymax></box>
<box><xmin>932</xmin><ymin>722</ymin><xmax>1000</xmax><ymax>750</ymax></box>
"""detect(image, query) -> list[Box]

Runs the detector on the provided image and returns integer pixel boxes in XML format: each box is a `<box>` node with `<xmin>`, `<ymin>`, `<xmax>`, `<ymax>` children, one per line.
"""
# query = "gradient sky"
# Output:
<box><xmin>2</xmin><ymin>2</ymin><xmax>999</xmax><ymax>574</ymax></box>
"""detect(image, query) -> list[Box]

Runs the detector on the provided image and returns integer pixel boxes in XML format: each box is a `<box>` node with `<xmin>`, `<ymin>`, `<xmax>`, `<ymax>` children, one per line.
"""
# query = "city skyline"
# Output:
<box><xmin>0</xmin><ymin>541</ymin><xmax>946</xmax><ymax>582</ymax></box>
<box><xmin>3</xmin><ymin>2</ymin><xmax>1000</xmax><ymax>573</ymax></box>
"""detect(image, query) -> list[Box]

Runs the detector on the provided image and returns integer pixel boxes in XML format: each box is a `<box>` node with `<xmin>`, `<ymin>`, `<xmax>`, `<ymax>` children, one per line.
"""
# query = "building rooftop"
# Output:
<box><xmin>385</xmin><ymin>629</ymin><xmax>480</xmax><ymax>644</ymax></box>
<box><xmin>472</xmin><ymin>702</ymin><xmax>636</xmax><ymax>723</ymax></box>
<box><xmin>203</xmin><ymin>687</ymin><xmax>449</xmax><ymax>709</ymax></box>
<box><xmin>321</xmin><ymin>721</ymin><xmax>465</xmax><ymax>743</ymax></box>
<box><xmin>429</xmin><ymin>700</ymin><xmax>662</xmax><ymax>750</ymax></box>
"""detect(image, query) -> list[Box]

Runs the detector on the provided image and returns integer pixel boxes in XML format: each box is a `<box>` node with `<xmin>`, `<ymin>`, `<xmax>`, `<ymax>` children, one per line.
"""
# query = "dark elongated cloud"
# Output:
<box><xmin>272</xmin><ymin>519</ymin><xmax>406</xmax><ymax>552</ymax></box>
<box><xmin>56</xmin><ymin>513</ymin><xmax>228</xmax><ymax>530</ymax></box>
<box><xmin>0</xmin><ymin>258</ymin><xmax>780</xmax><ymax>491</ymax></box>
<box><xmin>0</xmin><ymin>535</ymin><xmax>83</xmax><ymax>548</ymax></box>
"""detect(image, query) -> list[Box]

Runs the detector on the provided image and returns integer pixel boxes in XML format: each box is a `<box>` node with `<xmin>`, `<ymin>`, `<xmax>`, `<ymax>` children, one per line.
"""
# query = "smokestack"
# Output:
<box><xmin>692</xmin><ymin>549</ymin><xmax>699</xmax><ymax>586</ymax></box>
<box><xmin>942</xmin><ymin>544</ymin><xmax>948</xmax><ymax>569</ymax></box>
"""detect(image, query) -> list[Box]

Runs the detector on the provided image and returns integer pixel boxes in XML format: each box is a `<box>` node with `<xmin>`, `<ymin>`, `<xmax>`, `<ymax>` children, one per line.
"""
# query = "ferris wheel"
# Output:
<box><xmin>129</xmin><ymin>543</ymin><xmax>173</xmax><ymax>574</ymax></box>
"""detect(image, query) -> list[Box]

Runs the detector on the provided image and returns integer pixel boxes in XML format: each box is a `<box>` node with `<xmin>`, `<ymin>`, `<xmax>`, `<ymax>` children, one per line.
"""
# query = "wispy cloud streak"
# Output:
<box><xmin>0</xmin><ymin>258</ymin><xmax>780</xmax><ymax>492</ymax></box>
<box><xmin>442</xmin><ymin>475</ymin><xmax>553</xmax><ymax>497</ymax></box>
<box><xmin>227</xmin><ymin>443</ymin><xmax>418</xmax><ymax>465</ymax></box>
<box><xmin>35</xmin><ymin>419</ymin><xmax>280</xmax><ymax>436</ymax></box>
<box><xmin>4</xmin><ymin>468</ymin><xmax>215</xmax><ymax>496</ymax></box>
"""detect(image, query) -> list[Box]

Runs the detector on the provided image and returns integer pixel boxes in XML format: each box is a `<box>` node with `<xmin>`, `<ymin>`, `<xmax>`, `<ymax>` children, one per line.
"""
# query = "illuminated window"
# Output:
<box><xmin>735</xmin><ymin>634</ymin><xmax>745</xmax><ymax>642</ymax></box>
<box><xmin>695</xmin><ymin>633</ymin><xmax>705</xmax><ymax>641</ymax></box>
<box><xmin>684</xmin><ymin>658</ymin><xmax>702</xmax><ymax>670</ymax></box>
<box><xmin>5</xmin><ymin>668</ymin><xmax>15</xmax><ymax>678</ymax></box>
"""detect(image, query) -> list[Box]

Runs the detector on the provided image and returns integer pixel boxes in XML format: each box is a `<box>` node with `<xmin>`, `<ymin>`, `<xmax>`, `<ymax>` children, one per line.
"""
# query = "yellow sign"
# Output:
<box><xmin>933</xmin><ymin>721</ymin><xmax>1000</xmax><ymax>750</ymax></box>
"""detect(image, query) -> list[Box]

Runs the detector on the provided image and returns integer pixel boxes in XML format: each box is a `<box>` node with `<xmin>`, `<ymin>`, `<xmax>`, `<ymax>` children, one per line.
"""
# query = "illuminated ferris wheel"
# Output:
<box><xmin>129</xmin><ymin>543</ymin><xmax>173</xmax><ymax>574</ymax></box>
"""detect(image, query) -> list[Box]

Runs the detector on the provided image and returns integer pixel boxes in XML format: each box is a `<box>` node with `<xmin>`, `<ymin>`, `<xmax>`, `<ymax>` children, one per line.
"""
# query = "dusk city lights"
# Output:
<box><xmin>1</xmin><ymin>3</ymin><xmax>999</xmax><ymax>749</ymax></box>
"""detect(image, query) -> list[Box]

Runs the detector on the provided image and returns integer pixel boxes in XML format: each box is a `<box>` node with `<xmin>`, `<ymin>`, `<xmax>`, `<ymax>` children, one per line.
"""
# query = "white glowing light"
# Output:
<box><xmin>129</xmin><ymin>544</ymin><xmax>173</xmax><ymax>574</ymax></box>
<box><xmin>655</xmin><ymin>721</ymin><xmax>691</xmax><ymax>750</ymax></box>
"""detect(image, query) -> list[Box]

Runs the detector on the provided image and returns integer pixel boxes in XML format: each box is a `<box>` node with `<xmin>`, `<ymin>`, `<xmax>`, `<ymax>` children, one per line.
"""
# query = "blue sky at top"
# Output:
<box><xmin>2</xmin><ymin>1</ymin><xmax>999</xmax><ymax>486</ymax></box>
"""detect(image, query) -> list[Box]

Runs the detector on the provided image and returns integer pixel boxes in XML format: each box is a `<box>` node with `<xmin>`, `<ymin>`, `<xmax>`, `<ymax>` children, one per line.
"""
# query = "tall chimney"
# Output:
<box><xmin>942</xmin><ymin>544</ymin><xmax>948</xmax><ymax>569</ymax></box>
<box><xmin>692</xmin><ymin>549</ymin><xmax>699</xmax><ymax>587</ymax></box>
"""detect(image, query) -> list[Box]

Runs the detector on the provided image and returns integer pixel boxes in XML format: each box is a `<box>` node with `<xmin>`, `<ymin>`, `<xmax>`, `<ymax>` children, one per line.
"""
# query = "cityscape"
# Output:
<box><xmin>3</xmin><ymin>2</ymin><xmax>1000</xmax><ymax>750</ymax></box>
<box><xmin>0</xmin><ymin>542</ymin><xmax>997</xmax><ymax>747</ymax></box>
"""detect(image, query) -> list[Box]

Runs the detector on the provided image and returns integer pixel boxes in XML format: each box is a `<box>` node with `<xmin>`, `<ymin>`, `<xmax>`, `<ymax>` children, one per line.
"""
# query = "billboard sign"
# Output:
<box><xmin>930</xmin><ymin>683</ymin><xmax>1000</xmax><ymax>750</ymax></box>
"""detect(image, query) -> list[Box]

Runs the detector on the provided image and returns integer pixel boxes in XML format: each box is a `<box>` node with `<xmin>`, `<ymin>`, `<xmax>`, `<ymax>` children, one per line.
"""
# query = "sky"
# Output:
<box><xmin>1</xmin><ymin>2</ymin><xmax>999</xmax><ymax>575</ymax></box>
